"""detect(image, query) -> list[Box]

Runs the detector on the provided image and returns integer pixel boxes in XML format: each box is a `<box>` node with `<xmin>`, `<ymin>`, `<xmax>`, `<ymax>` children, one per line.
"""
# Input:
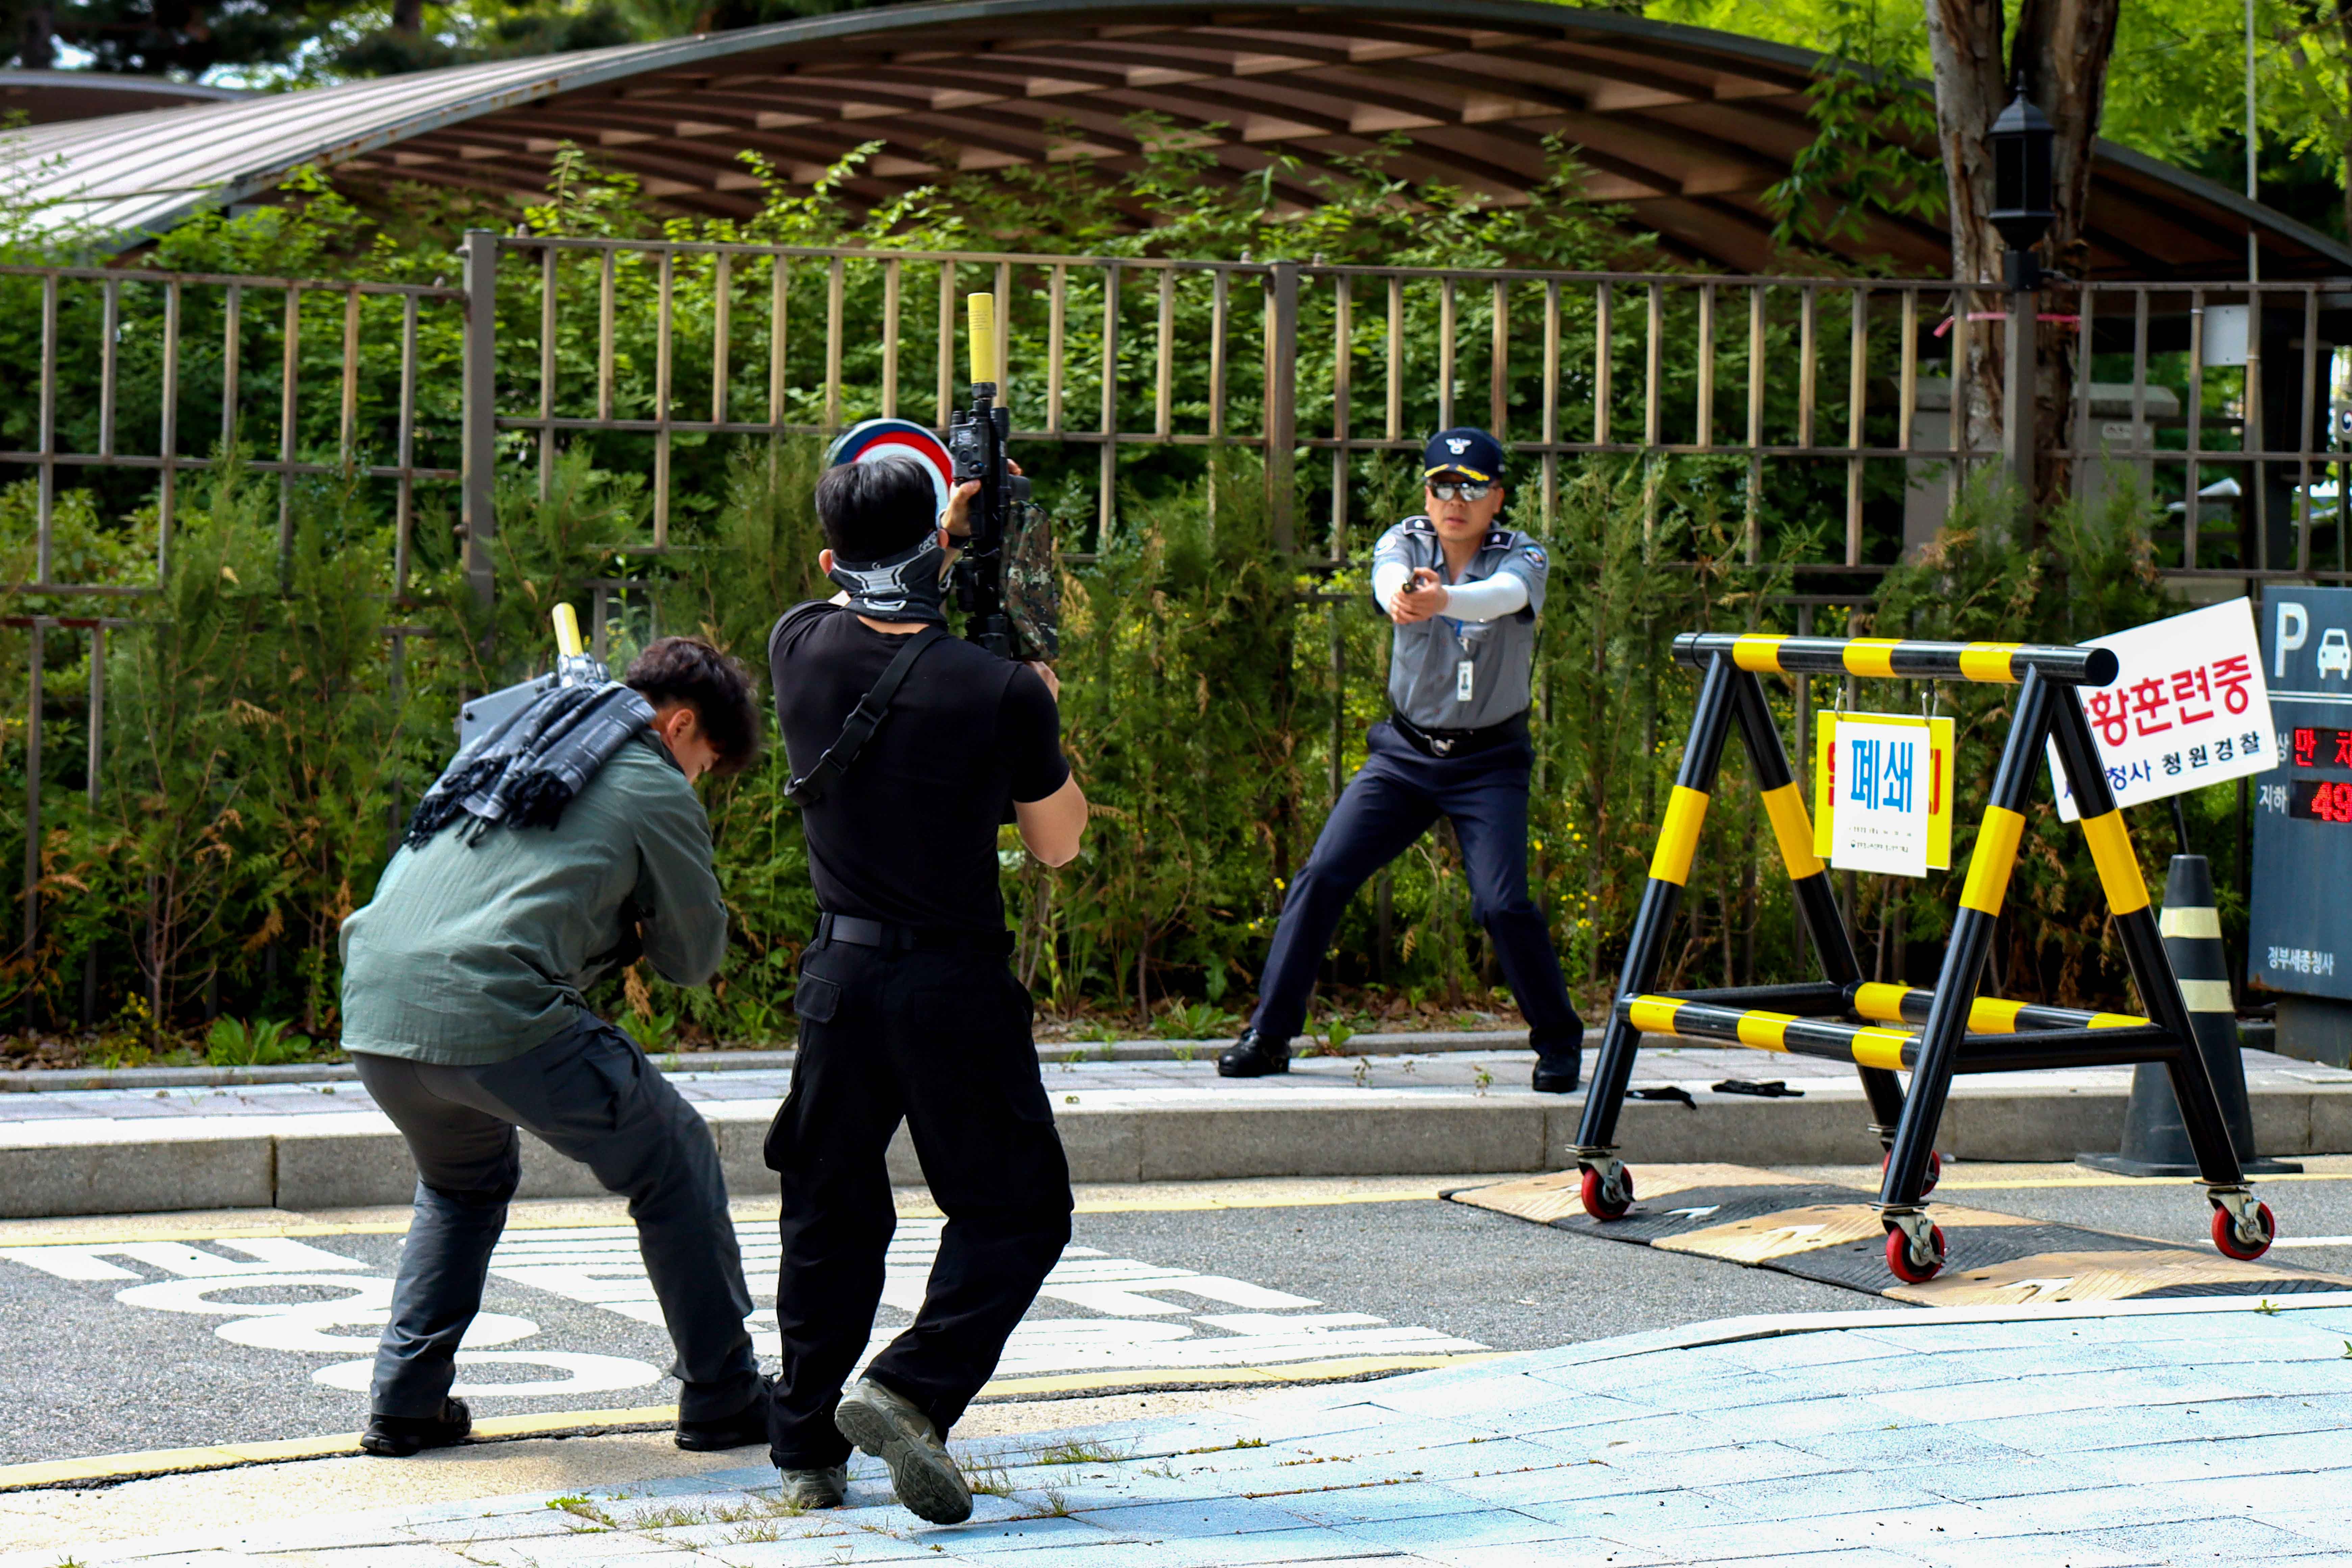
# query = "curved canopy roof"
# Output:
<box><xmin>0</xmin><ymin>69</ymin><xmax>241</xmax><ymax>125</ymax></box>
<box><xmin>3</xmin><ymin>0</ymin><xmax>2343</xmax><ymax>280</ymax></box>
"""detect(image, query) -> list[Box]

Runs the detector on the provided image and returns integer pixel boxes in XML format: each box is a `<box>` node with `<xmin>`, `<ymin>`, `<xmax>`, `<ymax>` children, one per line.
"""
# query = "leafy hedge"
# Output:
<box><xmin>0</xmin><ymin>136</ymin><xmax>2230</xmax><ymax>1057</ymax></box>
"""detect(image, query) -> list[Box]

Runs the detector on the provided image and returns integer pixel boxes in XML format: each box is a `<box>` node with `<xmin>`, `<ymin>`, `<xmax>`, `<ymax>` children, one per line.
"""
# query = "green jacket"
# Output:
<box><xmin>339</xmin><ymin>734</ymin><xmax>728</xmax><ymax>1065</ymax></box>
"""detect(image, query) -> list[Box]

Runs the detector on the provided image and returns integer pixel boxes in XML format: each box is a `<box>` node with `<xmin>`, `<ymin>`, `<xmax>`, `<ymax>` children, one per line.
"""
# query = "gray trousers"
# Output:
<box><xmin>352</xmin><ymin>1015</ymin><xmax>761</xmax><ymax>1422</ymax></box>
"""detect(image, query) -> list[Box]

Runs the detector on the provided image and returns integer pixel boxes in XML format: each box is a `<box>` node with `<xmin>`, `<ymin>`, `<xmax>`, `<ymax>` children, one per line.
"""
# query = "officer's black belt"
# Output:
<box><xmin>1389</xmin><ymin>709</ymin><xmax>1529</xmax><ymax>759</ymax></box>
<box><xmin>814</xmin><ymin>912</ymin><xmax>1015</xmax><ymax>956</ymax></box>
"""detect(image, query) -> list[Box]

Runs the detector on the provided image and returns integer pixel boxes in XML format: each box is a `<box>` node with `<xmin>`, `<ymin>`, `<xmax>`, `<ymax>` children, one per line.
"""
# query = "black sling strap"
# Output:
<box><xmin>779</xmin><ymin>614</ymin><xmax>945</xmax><ymax>806</ymax></box>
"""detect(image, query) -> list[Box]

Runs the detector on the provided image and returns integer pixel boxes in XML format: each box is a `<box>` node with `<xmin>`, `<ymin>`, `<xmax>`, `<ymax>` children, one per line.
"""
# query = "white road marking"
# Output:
<box><xmin>310</xmin><ymin>1351</ymin><xmax>663</xmax><ymax>1398</ymax></box>
<box><xmin>0</xmin><ymin>1217</ymin><xmax>1487</xmax><ymax>1404</ymax></box>
<box><xmin>485</xmin><ymin>1219</ymin><xmax>1486</xmax><ymax>1373</ymax></box>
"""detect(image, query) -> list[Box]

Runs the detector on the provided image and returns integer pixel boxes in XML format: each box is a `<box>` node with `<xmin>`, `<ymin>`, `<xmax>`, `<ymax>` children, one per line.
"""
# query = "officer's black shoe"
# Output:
<box><xmin>1531</xmin><ymin>1055</ymin><xmax>1583</xmax><ymax>1094</ymax></box>
<box><xmin>1217</xmin><ymin>1029</ymin><xmax>1289</xmax><ymax>1078</ymax></box>
<box><xmin>676</xmin><ymin>1376</ymin><xmax>775</xmax><ymax>1451</ymax></box>
<box><xmin>360</xmin><ymin>1398</ymin><xmax>471</xmax><ymax>1457</ymax></box>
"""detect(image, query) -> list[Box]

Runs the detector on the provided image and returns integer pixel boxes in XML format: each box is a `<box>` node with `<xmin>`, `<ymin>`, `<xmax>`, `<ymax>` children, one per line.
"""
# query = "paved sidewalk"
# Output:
<box><xmin>5</xmin><ymin>1046</ymin><xmax>2350</xmax><ymax>1218</ymax></box>
<box><xmin>14</xmin><ymin>1296</ymin><xmax>2352</xmax><ymax>1567</ymax></box>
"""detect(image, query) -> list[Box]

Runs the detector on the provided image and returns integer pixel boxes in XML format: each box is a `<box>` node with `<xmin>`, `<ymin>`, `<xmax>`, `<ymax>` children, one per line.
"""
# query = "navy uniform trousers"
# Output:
<box><xmin>1252</xmin><ymin>719</ymin><xmax>1583</xmax><ymax>1063</ymax></box>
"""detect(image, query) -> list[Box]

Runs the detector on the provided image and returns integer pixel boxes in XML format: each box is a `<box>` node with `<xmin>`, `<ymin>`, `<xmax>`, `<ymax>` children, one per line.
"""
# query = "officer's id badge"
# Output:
<box><xmin>1457</xmin><ymin>659</ymin><xmax>1476</xmax><ymax>703</ymax></box>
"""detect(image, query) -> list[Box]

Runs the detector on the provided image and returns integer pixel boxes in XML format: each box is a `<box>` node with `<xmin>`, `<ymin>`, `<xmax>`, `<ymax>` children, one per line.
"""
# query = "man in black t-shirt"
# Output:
<box><xmin>763</xmin><ymin>456</ymin><xmax>1087</xmax><ymax>1524</ymax></box>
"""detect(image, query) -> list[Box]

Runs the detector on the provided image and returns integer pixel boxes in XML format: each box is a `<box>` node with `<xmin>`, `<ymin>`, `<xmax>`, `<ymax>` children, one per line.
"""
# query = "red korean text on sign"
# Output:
<box><xmin>2086</xmin><ymin>688</ymin><xmax>2130</xmax><ymax>747</ymax></box>
<box><xmin>2211</xmin><ymin>655</ymin><xmax>2254</xmax><ymax>715</ymax></box>
<box><xmin>2170</xmin><ymin>665</ymin><xmax>2214</xmax><ymax>725</ymax></box>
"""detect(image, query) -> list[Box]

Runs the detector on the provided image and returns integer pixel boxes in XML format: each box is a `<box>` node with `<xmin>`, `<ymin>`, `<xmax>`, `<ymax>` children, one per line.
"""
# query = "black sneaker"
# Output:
<box><xmin>778</xmin><ymin>1463</ymin><xmax>849</xmax><ymax>1510</ymax></box>
<box><xmin>677</xmin><ymin>1376</ymin><xmax>774</xmax><ymax>1451</ymax></box>
<box><xmin>1532</xmin><ymin>1056</ymin><xmax>1582</xmax><ymax>1094</ymax></box>
<box><xmin>1217</xmin><ymin>1028</ymin><xmax>1289</xmax><ymax>1078</ymax></box>
<box><xmin>835</xmin><ymin>1377</ymin><xmax>972</xmax><ymax>1525</ymax></box>
<box><xmin>361</xmin><ymin>1398</ymin><xmax>471</xmax><ymax>1457</ymax></box>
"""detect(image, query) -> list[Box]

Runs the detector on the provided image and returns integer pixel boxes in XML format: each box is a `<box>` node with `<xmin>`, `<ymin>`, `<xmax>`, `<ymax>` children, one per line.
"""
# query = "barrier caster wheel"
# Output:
<box><xmin>1580</xmin><ymin>1166</ymin><xmax>1634</xmax><ymax>1221</ymax></box>
<box><xmin>1880</xmin><ymin>1149</ymin><xmax>1942</xmax><ymax>1197</ymax></box>
<box><xmin>2212</xmin><ymin>1201</ymin><xmax>2276</xmax><ymax>1262</ymax></box>
<box><xmin>1885</xmin><ymin>1224</ymin><xmax>1946</xmax><ymax>1284</ymax></box>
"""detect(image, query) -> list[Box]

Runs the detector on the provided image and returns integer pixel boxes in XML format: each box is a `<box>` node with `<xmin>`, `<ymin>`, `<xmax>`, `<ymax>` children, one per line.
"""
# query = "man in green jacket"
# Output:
<box><xmin>339</xmin><ymin>636</ymin><xmax>766</xmax><ymax>1459</ymax></box>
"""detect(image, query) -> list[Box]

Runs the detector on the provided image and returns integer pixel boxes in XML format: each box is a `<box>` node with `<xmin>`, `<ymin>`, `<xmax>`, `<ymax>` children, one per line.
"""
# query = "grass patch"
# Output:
<box><xmin>962</xmin><ymin>1455</ymin><xmax>1017</xmax><ymax>1498</ymax></box>
<box><xmin>1037</xmin><ymin>1440</ymin><xmax>1128</xmax><ymax>1466</ymax></box>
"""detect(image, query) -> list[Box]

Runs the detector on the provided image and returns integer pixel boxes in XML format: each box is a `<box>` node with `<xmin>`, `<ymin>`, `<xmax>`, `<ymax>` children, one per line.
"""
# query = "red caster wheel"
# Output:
<box><xmin>2212</xmin><ymin>1201</ymin><xmax>2277</xmax><ymax>1262</ymax></box>
<box><xmin>1885</xmin><ymin>1224</ymin><xmax>1947</xmax><ymax>1284</ymax></box>
<box><xmin>1880</xmin><ymin>1149</ymin><xmax>1942</xmax><ymax>1196</ymax></box>
<box><xmin>1580</xmin><ymin>1165</ymin><xmax>1635</xmax><ymax>1221</ymax></box>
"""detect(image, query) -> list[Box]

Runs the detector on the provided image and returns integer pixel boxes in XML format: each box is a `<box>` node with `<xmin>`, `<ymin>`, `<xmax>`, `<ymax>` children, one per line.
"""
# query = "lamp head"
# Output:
<box><xmin>1989</xmin><ymin>84</ymin><xmax>2056</xmax><ymax>254</ymax></box>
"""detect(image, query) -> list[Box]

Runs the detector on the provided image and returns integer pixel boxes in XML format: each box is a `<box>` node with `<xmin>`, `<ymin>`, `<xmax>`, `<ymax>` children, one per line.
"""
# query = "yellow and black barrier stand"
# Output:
<box><xmin>1572</xmin><ymin>631</ymin><xmax>2275</xmax><ymax>1283</ymax></box>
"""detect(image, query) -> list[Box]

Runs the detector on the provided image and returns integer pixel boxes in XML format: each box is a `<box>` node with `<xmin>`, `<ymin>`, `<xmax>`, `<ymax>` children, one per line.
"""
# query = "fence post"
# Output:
<box><xmin>1266</xmin><ymin>262</ymin><xmax>1299</xmax><ymax>555</ymax></box>
<box><xmin>2003</xmin><ymin>276</ymin><xmax>2034</xmax><ymax>500</ymax></box>
<box><xmin>21</xmin><ymin>619</ymin><xmax>39</xmax><ymax>980</ymax></box>
<box><xmin>461</xmin><ymin>229</ymin><xmax>499</xmax><ymax>615</ymax></box>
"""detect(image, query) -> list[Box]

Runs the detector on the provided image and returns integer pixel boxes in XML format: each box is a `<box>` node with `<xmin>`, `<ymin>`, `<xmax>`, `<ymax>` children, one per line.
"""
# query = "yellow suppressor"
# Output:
<box><xmin>967</xmin><ymin>292</ymin><xmax>999</xmax><ymax>386</ymax></box>
<box><xmin>552</xmin><ymin>603</ymin><xmax>584</xmax><ymax>660</ymax></box>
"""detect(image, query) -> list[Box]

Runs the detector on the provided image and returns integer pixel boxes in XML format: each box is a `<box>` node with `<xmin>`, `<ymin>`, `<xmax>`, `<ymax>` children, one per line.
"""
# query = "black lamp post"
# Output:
<box><xmin>1988</xmin><ymin>83</ymin><xmax>2055</xmax><ymax>492</ymax></box>
<box><xmin>1989</xmin><ymin>86</ymin><xmax>2056</xmax><ymax>290</ymax></box>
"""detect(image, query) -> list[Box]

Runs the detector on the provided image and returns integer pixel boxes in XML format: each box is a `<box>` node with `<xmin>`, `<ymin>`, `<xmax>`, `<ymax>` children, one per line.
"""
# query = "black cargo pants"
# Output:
<box><xmin>764</xmin><ymin>927</ymin><xmax>1073</xmax><ymax>1468</ymax></box>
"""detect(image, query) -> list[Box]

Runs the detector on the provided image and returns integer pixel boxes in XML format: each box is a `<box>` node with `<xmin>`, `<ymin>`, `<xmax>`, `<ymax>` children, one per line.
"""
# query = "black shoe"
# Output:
<box><xmin>1217</xmin><ymin>1028</ymin><xmax>1289</xmax><ymax>1078</ymax></box>
<box><xmin>677</xmin><ymin>1376</ymin><xmax>775</xmax><ymax>1451</ymax></box>
<box><xmin>1532</xmin><ymin>1056</ymin><xmax>1582</xmax><ymax>1094</ymax></box>
<box><xmin>361</xmin><ymin>1398</ymin><xmax>471</xmax><ymax>1457</ymax></box>
<box><xmin>835</xmin><ymin>1377</ymin><xmax>972</xmax><ymax>1525</ymax></box>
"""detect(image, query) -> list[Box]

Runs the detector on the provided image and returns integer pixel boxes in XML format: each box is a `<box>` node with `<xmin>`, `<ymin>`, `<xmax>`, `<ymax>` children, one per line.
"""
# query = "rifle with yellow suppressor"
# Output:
<box><xmin>945</xmin><ymin>292</ymin><xmax>1058</xmax><ymax>662</ymax></box>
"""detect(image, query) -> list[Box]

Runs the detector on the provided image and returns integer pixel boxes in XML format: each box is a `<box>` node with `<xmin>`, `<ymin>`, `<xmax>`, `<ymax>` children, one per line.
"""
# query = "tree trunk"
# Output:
<box><xmin>391</xmin><ymin>0</ymin><xmax>425</xmax><ymax>34</ymax></box>
<box><xmin>1925</xmin><ymin>0</ymin><xmax>2122</xmax><ymax>515</ymax></box>
<box><xmin>17</xmin><ymin>4</ymin><xmax>52</xmax><ymax>70</ymax></box>
<box><xmin>2017</xmin><ymin>0</ymin><xmax>2121</xmax><ymax>515</ymax></box>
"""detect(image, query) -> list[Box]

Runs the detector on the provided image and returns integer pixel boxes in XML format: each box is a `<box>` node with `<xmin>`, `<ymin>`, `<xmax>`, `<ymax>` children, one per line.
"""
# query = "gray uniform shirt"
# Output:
<box><xmin>1372</xmin><ymin>516</ymin><xmax>1550</xmax><ymax>730</ymax></box>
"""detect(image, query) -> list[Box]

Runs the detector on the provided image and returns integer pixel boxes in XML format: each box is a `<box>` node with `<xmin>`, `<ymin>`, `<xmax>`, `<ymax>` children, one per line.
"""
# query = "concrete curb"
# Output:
<box><xmin>7</xmin><ymin>1072</ymin><xmax>2352</xmax><ymax>1219</ymax></box>
<box><xmin>0</xmin><ymin>1028</ymin><xmax>1562</xmax><ymax>1094</ymax></box>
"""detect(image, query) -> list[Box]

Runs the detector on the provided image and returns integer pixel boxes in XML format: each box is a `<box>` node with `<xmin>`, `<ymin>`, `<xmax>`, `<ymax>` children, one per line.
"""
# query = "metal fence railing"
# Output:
<box><xmin>454</xmin><ymin>232</ymin><xmax>2352</xmax><ymax>588</ymax></box>
<box><xmin>8</xmin><ymin>232</ymin><xmax>2352</xmax><ymax>995</ymax></box>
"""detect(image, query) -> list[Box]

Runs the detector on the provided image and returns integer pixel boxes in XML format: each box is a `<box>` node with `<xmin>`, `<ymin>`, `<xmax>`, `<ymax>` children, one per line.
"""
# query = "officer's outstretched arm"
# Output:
<box><xmin>1016</xmin><ymin>774</ymin><xmax>1087</xmax><ymax>867</ymax></box>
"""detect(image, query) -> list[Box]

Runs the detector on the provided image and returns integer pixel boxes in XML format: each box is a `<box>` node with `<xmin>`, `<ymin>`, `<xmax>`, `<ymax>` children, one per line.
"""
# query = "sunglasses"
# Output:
<box><xmin>1427</xmin><ymin>481</ymin><xmax>1495</xmax><ymax>502</ymax></box>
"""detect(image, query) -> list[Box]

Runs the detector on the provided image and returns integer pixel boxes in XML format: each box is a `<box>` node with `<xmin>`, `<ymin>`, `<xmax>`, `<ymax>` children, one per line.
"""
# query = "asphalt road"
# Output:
<box><xmin>3</xmin><ymin>1164</ymin><xmax>2346</xmax><ymax>1470</ymax></box>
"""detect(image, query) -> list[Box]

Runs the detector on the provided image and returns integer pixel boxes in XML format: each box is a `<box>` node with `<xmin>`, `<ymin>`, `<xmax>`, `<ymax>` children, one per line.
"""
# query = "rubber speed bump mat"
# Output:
<box><xmin>1445</xmin><ymin>1164</ymin><xmax>2352</xmax><ymax>1306</ymax></box>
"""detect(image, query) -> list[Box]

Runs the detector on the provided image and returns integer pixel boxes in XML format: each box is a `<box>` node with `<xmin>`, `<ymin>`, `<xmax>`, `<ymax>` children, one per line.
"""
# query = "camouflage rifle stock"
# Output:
<box><xmin>946</xmin><ymin>292</ymin><xmax>1059</xmax><ymax>662</ymax></box>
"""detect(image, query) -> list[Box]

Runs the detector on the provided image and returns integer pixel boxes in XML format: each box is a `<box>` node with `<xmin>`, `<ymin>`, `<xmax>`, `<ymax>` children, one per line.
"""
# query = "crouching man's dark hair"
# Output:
<box><xmin>624</xmin><ymin>637</ymin><xmax>762</xmax><ymax>777</ymax></box>
<box><xmin>815</xmin><ymin>456</ymin><xmax>939</xmax><ymax>561</ymax></box>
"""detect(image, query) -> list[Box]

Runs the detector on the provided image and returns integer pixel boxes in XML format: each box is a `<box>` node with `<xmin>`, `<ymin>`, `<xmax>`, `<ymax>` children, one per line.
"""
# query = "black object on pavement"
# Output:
<box><xmin>1630</xmin><ymin>1085</ymin><xmax>1697</xmax><ymax>1109</ymax></box>
<box><xmin>1711</xmin><ymin>1079</ymin><xmax>1803</xmax><ymax>1098</ymax></box>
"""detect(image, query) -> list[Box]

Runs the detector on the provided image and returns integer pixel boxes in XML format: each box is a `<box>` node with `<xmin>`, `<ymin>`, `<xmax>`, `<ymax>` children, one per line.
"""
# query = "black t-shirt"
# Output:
<box><xmin>772</xmin><ymin>604</ymin><xmax>1070</xmax><ymax>932</ymax></box>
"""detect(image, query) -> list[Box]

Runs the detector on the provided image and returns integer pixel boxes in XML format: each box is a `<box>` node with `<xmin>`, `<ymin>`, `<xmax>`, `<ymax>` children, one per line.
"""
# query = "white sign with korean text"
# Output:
<box><xmin>2047</xmin><ymin>598</ymin><xmax>2274</xmax><ymax>822</ymax></box>
<box><xmin>1831</xmin><ymin>717</ymin><xmax>1933</xmax><ymax>877</ymax></box>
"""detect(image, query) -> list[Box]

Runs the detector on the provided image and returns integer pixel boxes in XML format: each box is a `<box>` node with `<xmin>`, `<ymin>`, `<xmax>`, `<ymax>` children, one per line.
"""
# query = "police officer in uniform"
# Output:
<box><xmin>1221</xmin><ymin>428</ymin><xmax>1583</xmax><ymax>1091</ymax></box>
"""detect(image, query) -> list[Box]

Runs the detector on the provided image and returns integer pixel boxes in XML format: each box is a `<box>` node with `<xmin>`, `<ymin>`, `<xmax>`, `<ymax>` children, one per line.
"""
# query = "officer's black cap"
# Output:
<box><xmin>1422</xmin><ymin>427</ymin><xmax>1505</xmax><ymax>483</ymax></box>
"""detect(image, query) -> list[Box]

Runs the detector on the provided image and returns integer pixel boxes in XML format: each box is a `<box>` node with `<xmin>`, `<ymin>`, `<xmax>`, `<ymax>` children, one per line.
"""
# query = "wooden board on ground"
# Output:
<box><xmin>1444</xmin><ymin>1166</ymin><xmax>2352</xmax><ymax>1306</ymax></box>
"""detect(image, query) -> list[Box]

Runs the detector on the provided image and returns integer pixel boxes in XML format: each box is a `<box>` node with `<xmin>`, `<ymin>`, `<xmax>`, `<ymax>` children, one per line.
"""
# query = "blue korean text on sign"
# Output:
<box><xmin>1830</xmin><ymin>717</ymin><xmax>1933</xmax><ymax>877</ymax></box>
